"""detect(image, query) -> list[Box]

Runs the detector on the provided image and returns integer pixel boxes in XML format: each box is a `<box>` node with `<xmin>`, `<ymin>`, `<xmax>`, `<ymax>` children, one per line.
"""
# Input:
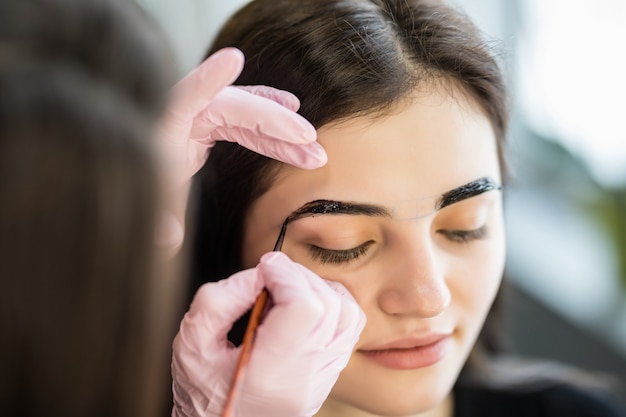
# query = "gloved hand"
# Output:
<box><xmin>156</xmin><ymin>48</ymin><xmax>327</xmax><ymax>254</ymax></box>
<box><xmin>171</xmin><ymin>251</ymin><xmax>366</xmax><ymax>417</ymax></box>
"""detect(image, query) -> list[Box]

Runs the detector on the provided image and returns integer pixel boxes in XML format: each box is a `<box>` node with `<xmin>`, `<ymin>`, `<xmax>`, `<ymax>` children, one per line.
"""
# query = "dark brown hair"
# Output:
<box><xmin>190</xmin><ymin>0</ymin><xmax>508</xmax><ymax>346</ymax></box>
<box><xmin>0</xmin><ymin>0</ymin><xmax>176</xmax><ymax>416</ymax></box>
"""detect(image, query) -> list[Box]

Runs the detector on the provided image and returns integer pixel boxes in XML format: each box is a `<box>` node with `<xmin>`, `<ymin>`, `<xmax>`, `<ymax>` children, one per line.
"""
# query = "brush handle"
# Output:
<box><xmin>220</xmin><ymin>288</ymin><xmax>269</xmax><ymax>417</ymax></box>
<box><xmin>222</xmin><ymin>218</ymin><xmax>287</xmax><ymax>417</ymax></box>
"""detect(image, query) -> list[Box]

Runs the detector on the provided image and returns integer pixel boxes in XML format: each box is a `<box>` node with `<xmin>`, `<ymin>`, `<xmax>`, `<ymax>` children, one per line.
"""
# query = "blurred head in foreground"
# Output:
<box><xmin>0</xmin><ymin>0</ymin><xmax>177</xmax><ymax>415</ymax></box>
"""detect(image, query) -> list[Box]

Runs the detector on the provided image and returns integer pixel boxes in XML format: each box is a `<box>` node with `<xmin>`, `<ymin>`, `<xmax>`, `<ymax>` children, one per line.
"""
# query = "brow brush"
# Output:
<box><xmin>220</xmin><ymin>200</ymin><xmax>346</xmax><ymax>417</ymax></box>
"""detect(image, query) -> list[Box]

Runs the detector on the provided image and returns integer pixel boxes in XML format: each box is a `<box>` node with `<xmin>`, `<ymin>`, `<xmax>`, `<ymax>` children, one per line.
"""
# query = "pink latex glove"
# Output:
<box><xmin>171</xmin><ymin>252</ymin><xmax>366</xmax><ymax>417</ymax></box>
<box><xmin>157</xmin><ymin>48</ymin><xmax>327</xmax><ymax>254</ymax></box>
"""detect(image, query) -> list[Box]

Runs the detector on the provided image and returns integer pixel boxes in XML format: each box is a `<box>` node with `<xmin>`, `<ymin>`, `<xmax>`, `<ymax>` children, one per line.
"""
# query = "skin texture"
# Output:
<box><xmin>242</xmin><ymin>87</ymin><xmax>506</xmax><ymax>417</ymax></box>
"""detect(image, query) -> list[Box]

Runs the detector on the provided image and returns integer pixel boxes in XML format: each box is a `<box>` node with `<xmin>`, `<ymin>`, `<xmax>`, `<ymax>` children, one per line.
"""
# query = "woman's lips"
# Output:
<box><xmin>358</xmin><ymin>334</ymin><xmax>452</xmax><ymax>370</ymax></box>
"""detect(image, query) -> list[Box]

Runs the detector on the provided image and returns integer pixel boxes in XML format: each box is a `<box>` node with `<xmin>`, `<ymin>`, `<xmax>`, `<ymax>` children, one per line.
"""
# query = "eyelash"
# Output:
<box><xmin>308</xmin><ymin>241</ymin><xmax>374</xmax><ymax>264</ymax></box>
<box><xmin>438</xmin><ymin>225</ymin><xmax>488</xmax><ymax>243</ymax></box>
<box><xmin>307</xmin><ymin>226</ymin><xmax>488</xmax><ymax>264</ymax></box>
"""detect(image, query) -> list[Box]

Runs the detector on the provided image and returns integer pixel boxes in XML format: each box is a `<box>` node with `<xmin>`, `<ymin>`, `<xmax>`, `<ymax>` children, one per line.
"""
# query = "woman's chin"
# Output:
<box><xmin>325</xmin><ymin>381</ymin><xmax>452</xmax><ymax>417</ymax></box>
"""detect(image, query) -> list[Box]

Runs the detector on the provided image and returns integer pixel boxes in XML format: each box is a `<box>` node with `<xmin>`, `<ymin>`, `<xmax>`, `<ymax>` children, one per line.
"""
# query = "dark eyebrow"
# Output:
<box><xmin>282</xmin><ymin>177</ymin><xmax>501</xmax><ymax>224</ymax></box>
<box><xmin>436</xmin><ymin>176</ymin><xmax>502</xmax><ymax>210</ymax></box>
<box><xmin>273</xmin><ymin>177</ymin><xmax>502</xmax><ymax>250</ymax></box>
<box><xmin>286</xmin><ymin>199</ymin><xmax>391</xmax><ymax>223</ymax></box>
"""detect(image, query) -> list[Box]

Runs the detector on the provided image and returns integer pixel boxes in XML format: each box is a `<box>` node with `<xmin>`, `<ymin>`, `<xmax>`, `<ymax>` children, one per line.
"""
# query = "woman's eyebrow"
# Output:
<box><xmin>436</xmin><ymin>176</ymin><xmax>502</xmax><ymax>210</ymax></box>
<box><xmin>280</xmin><ymin>176</ymin><xmax>501</xmax><ymax>228</ymax></box>
<box><xmin>286</xmin><ymin>199</ymin><xmax>392</xmax><ymax>223</ymax></box>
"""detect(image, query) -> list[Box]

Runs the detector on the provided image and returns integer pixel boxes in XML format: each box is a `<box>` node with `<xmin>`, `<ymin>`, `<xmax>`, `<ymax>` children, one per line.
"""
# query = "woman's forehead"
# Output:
<box><xmin>278</xmin><ymin>91</ymin><xmax>498</xmax><ymax>183</ymax></box>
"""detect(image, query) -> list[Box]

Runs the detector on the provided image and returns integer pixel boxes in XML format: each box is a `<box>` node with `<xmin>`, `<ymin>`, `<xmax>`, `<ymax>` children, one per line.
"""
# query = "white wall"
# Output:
<box><xmin>137</xmin><ymin>0</ymin><xmax>251</xmax><ymax>75</ymax></box>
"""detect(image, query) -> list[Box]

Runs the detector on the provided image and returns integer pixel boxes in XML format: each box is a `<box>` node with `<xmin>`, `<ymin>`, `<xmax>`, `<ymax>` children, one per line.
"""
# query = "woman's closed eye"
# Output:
<box><xmin>437</xmin><ymin>225</ymin><xmax>488</xmax><ymax>243</ymax></box>
<box><xmin>308</xmin><ymin>240</ymin><xmax>375</xmax><ymax>264</ymax></box>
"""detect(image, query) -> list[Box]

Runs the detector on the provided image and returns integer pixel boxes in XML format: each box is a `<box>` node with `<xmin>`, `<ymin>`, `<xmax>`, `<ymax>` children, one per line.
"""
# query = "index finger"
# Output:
<box><xmin>168</xmin><ymin>47</ymin><xmax>245</xmax><ymax>123</ymax></box>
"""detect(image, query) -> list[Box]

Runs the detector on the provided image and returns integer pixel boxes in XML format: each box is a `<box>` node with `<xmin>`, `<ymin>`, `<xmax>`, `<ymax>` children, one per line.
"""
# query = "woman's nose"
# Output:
<box><xmin>377</xmin><ymin>232</ymin><xmax>451</xmax><ymax>318</ymax></box>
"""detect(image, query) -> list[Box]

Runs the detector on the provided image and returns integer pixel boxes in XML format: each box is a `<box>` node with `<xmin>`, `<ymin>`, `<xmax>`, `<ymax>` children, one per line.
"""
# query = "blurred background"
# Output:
<box><xmin>137</xmin><ymin>0</ymin><xmax>626</xmax><ymax>395</ymax></box>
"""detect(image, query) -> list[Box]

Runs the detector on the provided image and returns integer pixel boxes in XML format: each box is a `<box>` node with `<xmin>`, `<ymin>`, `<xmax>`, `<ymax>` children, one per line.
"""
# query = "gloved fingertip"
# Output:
<box><xmin>216</xmin><ymin>46</ymin><xmax>245</xmax><ymax>61</ymax></box>
<box><xmin>322</xmin><ymin>279</ymin><xmax>350</xmax><ymax>297</ymax></box>
<box><xmin>243</xmin><ymin>86</ymin><xmax>301</xmax><ymax>112</ymax></box>
<box><xmin>323</xmin><ymin>280</ymin><xmax>367</xmax><ymax>337</ymax></box>
<box><xmin>274</xmin><ymin>89</ymin><xmax>302</xmax><ymax>111</ymax></box>
<box><xmin>204</xmin><ymin>47</ymin><xmax>245</xmax><ymax>71</ymax></box>
<box><xmin>298</xmin><ymin>142</ymin><xmax>328</xmax><ymax>169</ymax></box>
<box><xmin>260</xmin><ymin>251</ymin><xmax>289</xmax><ymax>265</ymax></box>
<box><xmin>195</xmin><ymin>47</ymin><xmax>245</xmax><ymax>89</ymax></box>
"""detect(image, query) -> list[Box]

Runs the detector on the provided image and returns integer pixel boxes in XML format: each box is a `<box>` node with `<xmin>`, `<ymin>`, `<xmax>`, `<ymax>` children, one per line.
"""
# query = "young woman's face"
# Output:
<box><xmin>242</xmin><ymin>88</ymin><xmax>505</xmax><ymax>416</ymax></box>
